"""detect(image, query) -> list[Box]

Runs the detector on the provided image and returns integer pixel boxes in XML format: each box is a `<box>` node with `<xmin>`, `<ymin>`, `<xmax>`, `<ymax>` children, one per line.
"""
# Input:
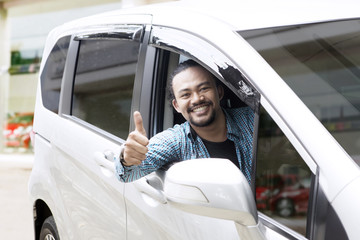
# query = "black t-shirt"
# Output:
<box><xmin>201</xmin><ymin>138</ymin><xmax>240</xmax><ymax>169</ymax></box>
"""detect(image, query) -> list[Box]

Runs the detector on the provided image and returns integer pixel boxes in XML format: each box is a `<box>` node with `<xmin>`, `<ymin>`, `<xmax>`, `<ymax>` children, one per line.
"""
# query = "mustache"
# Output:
<box><xmin>187</xmin><ymin>101</ymin><xmax>212</xmax><ymax>113</ymax></box>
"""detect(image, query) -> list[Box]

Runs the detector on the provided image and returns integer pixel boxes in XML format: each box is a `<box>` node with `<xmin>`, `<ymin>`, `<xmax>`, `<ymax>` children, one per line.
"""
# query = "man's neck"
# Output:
<box><xmin>191</xmin><ymin>111</ymin><xmax>227</xmax><ymax>142</ymax></box>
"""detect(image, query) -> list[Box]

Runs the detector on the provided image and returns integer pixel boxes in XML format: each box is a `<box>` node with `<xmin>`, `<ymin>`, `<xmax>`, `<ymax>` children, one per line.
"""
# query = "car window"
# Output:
<box><xmin>40</xmin><ymin>35</ymin><xmax>71</xmax><ymax>113</ymax></box>
<box><xmin>239</xmin><ymin>19</ymin><xmax>360</xmax><ymax>167</ymax></box>
<box><xmin>71</xmin><ymin>39</ymin><xmax>140</xmax><ymax>139</ymax></box>
<box><xmin>257</xmin><ymin>106</ymin><xmax>312</xmax><ymax>236</ymax></box>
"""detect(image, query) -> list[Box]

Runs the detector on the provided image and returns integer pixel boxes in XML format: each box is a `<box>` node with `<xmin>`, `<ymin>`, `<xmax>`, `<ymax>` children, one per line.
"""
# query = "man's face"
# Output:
<box><xmin>172</xmin><ymin>66</ymin><xmax>223</xmax><ymax>128</ymax></box>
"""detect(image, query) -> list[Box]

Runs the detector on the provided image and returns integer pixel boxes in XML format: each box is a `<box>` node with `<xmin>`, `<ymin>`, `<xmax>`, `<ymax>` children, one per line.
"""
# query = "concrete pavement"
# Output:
<box><xmin>0</xmin><ymin>153</ymin><xmax>34</xmax><ymax>239</ymax></box>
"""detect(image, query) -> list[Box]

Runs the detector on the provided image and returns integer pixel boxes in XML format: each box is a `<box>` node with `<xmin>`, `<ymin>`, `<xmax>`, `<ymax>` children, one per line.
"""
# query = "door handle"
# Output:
<box><xmin>94</xmin><ymin>151</ymin><xmax>116</xmax><ymax>177</ymax></box>
<box><xmin>134</xmin><ymin>177</ymin><xmax>167</xmax><ymax>204</ymax></box>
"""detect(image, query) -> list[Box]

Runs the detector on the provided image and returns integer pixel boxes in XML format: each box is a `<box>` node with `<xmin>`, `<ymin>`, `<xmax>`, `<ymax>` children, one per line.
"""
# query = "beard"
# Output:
<box><xmin>187</xmin><ymin>101</ymin><xmax>216</xmax><ymax>127</ymax></box>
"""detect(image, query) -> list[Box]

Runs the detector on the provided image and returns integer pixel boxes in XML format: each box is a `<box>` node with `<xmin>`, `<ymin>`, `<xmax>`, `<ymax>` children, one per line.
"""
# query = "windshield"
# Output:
<box><xmin>239</xmin><ymin>19</ymin><xmax>360</xmax><ymax>166</ymax></box>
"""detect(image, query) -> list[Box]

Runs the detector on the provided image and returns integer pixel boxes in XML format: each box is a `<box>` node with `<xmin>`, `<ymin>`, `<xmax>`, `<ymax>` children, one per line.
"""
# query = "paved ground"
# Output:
<box><xmin>0</xmin><ymin>153</ymin><xmax>34</xmax><ymax>239</ymax></box>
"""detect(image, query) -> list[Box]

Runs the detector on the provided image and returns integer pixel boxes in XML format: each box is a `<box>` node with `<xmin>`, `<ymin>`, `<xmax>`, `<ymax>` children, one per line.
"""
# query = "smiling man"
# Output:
<box><xmin>116</xmin><ymin>60</ymin><xmax>255</xmax><ymax>184</ymax></box>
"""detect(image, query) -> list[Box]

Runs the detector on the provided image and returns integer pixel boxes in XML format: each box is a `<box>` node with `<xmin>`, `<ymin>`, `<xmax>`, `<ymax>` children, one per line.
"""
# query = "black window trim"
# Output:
<box><xmin>148</xmin><ymin>48</ymin><xmax>170</xmax><ymax>137</ymax></box>
<box><xmin>59</xmin><ymin>35</ymin><xmax>79</xmax><ymax>116</ymax></box>
<box><xmin>132</xmin><ymin>24</ymin><xmax>153</xmax><ymax>136</ymax></box>
<box><xmin>309</xmin><ymin>170</ymin><xmax>348</xmax><ymax>240</ymax></box>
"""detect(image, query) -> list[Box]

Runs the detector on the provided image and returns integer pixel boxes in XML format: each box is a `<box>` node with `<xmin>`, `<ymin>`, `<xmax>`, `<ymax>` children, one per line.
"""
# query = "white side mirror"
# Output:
<box><xmin>163</xmin><ymin>158</ymin><xmax>258</xmax><ymax>226</ymax></box>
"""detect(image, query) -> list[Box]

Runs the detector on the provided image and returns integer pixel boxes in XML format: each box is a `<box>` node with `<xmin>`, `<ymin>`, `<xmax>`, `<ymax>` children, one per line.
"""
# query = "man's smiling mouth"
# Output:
<box><xmin>192</xmin><ymin>106</ymin><xmax>208</xmax><ymax>112</ymax></box>
<box><xmin>188</xmin><ymin>101</ymin><xmax>212</xmax><ymax>113</ymax></box>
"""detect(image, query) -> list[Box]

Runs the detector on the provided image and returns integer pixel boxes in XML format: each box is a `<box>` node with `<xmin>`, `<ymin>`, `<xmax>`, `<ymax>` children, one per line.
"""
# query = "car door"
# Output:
<box><xmin>51</xmin><ymin>24</ymin><xmax>146</xmax><ymax>239</ymax></box>
<box><xmin>123</xmin><ymin>25</ymin><xmax>262</xmax><ymax>240</ymax></box>
<box><xmin>122</xmin><ymin>24</ymin><xmax>328</xmax><ymax>240</ymax></box>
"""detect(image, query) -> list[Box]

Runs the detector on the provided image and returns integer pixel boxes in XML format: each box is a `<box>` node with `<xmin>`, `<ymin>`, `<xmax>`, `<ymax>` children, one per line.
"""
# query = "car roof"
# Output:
<box><xmin>77</xmin><ymin>0</ymin><xmax>360</xmax><ymax>31</ymax></box>
<box><xmin>42</xmin><ymin>0</ymin><xmax>360</xmax><ymax>82</ymax></box>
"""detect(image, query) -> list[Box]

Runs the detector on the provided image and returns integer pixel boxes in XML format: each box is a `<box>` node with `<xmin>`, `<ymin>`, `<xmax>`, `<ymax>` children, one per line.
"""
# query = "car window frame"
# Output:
<box><xmin>58</xmin><ymin>24</ymin><xmax>148</xmax><ymax>143</ymax></box>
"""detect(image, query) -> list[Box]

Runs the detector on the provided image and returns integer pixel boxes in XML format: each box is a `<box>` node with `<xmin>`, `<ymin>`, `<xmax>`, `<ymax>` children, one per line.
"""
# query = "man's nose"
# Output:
<box><xmin>191</xmin><ymin>92</ymin><xmax>204</xmax><ymax>103</ymax></box>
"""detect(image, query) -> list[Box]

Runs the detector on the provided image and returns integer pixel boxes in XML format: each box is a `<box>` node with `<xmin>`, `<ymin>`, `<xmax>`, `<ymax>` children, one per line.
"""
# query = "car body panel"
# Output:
<box><xmin>125</xmin><ymin>176</ymin><xmax>241</xmax><ymax>240</ymax></box>
<box><xmin>332</xmin><ymin>175</ymin><xmax>360</xmax><ymax>240</ymax></box>
<box><xmin>51</xmin><ymin>116</ymin><xmax>126</xmax><ymax>239</ymax></box>
<box><xmin>29</xmin><ymin>1</ymin><xmax>360</xmax><ymax>239</ymax></box>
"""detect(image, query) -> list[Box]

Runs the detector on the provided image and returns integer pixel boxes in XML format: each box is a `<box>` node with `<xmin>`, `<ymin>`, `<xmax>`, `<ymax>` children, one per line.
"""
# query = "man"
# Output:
<box><xmin>116</xmin><ymin>60</ymin><xmax>254</xmax><ymax>183</ymax></box>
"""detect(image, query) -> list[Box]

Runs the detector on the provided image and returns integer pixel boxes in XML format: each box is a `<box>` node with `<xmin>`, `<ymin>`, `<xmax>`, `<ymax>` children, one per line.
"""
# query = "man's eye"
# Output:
<box><xmin>200</xmin><ymin>87</ymin><xmax>209</xmax><ymax>92</ymax></box>
<box><xmin>181</xmin><ymin>93</ymin><xmax>190</xmax><ymax>98</ymax></box>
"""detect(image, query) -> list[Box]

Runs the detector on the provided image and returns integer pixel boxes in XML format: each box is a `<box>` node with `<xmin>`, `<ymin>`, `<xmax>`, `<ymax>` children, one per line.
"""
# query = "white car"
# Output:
<box><xmin>29</xmin><ymin>1</ymin><xmax>360</xmax><ymax>239</ymax></box>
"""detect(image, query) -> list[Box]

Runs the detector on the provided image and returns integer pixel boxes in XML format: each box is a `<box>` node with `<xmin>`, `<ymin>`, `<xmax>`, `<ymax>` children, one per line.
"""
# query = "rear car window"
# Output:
<box><xmin>40</xmin><ymin>35</ymin><xmax>71</xmax><ymax>113</ymax></box>
<box><xmin>239</xmin><ymin>19</ymin><xmax>360</xmax><ymax>166</ymax></box>
<box><xmin>71</xmin><ymin>39</ymin><xmax>141</xmax><ymax>139</ymax></box>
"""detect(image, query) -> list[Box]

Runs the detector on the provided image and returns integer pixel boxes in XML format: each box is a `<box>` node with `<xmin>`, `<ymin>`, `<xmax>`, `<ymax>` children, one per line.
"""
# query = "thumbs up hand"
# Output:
<box><xmin>122</xmin><ymin>111</ymin><xmax>149</xmax><ymax>166</ymax></box>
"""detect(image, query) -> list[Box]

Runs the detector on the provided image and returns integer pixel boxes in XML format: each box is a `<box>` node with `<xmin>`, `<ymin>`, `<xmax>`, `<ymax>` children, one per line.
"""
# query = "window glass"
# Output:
<box><xmin>72</xmin><ymin>39</ymin><xmax>140</xmax><ymax>139</ymax></box>
<box><xmin>256</xmin><ymin>106</ymin><xmax>312</xmax><ymax>236</ymax></box>
<box><xmin>239</xmin><ymin>19</ymin><xmax>360</xmax><ymax>166</ymax></box>
<box><xmin>40</xmin><ymin>35</ymin><xmax>71</xmax><ymax>113</ymax></box>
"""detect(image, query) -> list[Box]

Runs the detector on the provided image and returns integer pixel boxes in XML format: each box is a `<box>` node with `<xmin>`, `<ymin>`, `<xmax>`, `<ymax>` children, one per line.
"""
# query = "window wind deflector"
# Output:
<box><xmin>74</xmin><ymin>25</ymin><xmax>144</xmax><ymax>41</ymax></box>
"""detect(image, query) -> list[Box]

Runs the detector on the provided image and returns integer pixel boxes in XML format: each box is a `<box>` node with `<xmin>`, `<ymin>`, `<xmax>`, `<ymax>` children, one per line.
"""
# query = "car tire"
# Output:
<box><xmin>276</xmin><ymin>198</ymin><xmax>294</xmax><ymax>217</ymax></box>
<box><xmin>39</xmin><ymin>216</ymin><xmax>59</xmax><ymax>240</ymax></box>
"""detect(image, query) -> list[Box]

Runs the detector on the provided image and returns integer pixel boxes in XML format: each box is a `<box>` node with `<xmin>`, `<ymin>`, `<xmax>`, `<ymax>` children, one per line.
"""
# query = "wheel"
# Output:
<box><xmin>39</xmin><ymin>216</ymin><xmax>59</xmax><ymax>240</ymax></box>
<box><xmin>276</xmin><ymin>198</ymin><xmax>294</xmax><ymax>217</ymax></box>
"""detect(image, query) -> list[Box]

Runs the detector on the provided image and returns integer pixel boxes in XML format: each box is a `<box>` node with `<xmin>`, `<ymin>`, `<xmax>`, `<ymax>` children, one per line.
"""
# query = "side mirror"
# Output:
<box><xmin>163</xmin><ymin>158</ymin><xmax>258</xmax><ymax>226</ymax></box>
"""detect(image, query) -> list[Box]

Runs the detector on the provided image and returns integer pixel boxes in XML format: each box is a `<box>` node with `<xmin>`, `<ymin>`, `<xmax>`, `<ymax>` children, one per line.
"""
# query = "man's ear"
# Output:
<box><xmin>172</xmin><ymin>99</ymin><xmax>181</xmax><ymax>113</ymax></box>
<box><xmin>217</xmin><ymin>85</ymin><xmax>224</xmax><ymax>100</ymax></box>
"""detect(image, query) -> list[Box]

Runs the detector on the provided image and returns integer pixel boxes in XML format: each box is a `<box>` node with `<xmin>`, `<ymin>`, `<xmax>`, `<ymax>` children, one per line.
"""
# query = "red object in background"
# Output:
<box><xmin>256</xmin><ymin>174</ymin><xmax>310</xmax><ymax>217</ymax></box>
<box><xmin>3</xmin><ymin>112</ymin><xmax>34</xmax><ymax>149</ymax></box>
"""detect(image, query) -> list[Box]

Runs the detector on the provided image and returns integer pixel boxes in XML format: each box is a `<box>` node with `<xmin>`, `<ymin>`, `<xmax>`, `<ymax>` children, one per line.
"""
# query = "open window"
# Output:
<box><xmin>148</xmin><ymin>26</ymin><xmax>260</xmax><ymax>141</ymax></box>
<box><xmin>152</xmin><ymin>51</ymin><xmax>250</xmax><ymax>131</ymax></box>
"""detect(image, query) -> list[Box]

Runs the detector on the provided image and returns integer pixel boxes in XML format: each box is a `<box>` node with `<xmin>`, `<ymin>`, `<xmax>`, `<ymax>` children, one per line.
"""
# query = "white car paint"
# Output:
<box><xmin>29</xmin><ymin>1</ymin><xmax>360</xmax><ymax>239</ymax></box>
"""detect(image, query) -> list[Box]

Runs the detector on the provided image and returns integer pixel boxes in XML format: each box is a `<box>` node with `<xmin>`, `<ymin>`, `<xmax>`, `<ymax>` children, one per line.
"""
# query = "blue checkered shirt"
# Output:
<box><xmin>116</xmin><ymin>107</ymin><xmax>254</xmax><ymax>184</ymax></box>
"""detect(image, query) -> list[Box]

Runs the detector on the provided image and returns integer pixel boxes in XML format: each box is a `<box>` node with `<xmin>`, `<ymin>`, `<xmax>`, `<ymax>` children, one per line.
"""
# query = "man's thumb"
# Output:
<box><xmin>133</xmin><ymin>111</ymin><xmax>146</xmax><ymax>136</ymax></box>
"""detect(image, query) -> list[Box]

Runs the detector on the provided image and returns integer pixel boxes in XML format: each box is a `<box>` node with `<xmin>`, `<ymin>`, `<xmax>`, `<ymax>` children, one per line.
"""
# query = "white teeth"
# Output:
<box><xmin>193</xmin><ymin>106</ymin><xmax>207</xmax><ymax>112</ymax></box>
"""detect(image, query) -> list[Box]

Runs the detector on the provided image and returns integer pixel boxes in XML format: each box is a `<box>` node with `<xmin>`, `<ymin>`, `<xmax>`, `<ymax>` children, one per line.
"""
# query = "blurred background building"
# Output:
<box><xmin>0</xmin><ymin>0</ymin><xmax>173</xmax><ymax>153</ymax></box>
